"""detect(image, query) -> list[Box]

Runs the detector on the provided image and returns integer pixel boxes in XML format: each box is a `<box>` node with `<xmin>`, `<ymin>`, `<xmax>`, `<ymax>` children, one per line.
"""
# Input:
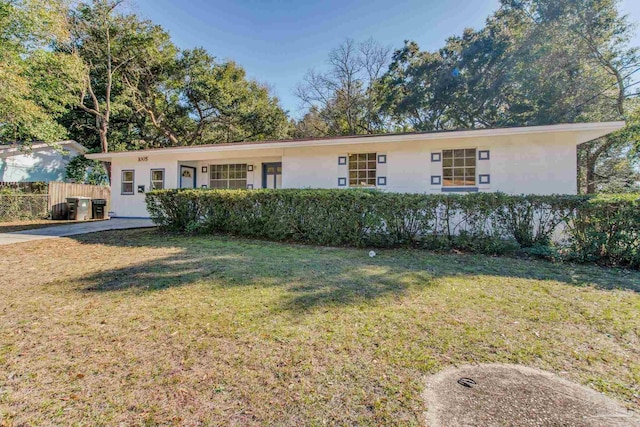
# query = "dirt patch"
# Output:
<box><xmin>423</xmin><ymin>364</ymin><xmax>640</xmax><ymax>427</ymax></box>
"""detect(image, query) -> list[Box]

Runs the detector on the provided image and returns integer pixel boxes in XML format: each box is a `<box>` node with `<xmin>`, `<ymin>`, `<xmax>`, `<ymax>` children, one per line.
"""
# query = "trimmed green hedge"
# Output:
<box><xmin>567</xmin><ymin>194</ymin><xmax>640</xmax><ymax>267</ymax></box>
<box><xmin>146</xmin><ymin>189</ymin><xmax>640</xmax><ymax>268</ymax></box>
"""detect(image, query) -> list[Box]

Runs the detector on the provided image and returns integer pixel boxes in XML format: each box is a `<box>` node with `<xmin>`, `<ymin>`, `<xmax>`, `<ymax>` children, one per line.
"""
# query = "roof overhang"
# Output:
<box><xmin>0</xmin><ymin>140</ymin><xmax>87</xmax><ymax>155</ymax></box>
<box><xmin>86</xmin><ymin>121</ymin><xmax>625</xmax><ymax>161</ymax></box>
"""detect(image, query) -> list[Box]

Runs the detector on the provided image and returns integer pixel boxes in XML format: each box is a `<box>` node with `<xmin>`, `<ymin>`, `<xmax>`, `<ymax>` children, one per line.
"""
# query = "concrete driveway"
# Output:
<box><xmin>0</xmin><ymin>218</ymin><xmax>155</xmax><ymax>245</ymax></box>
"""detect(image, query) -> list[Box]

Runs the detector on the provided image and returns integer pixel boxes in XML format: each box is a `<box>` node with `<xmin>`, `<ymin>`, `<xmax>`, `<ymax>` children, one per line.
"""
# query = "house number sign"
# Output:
<box><xmin>138</xmin><ymin>156</ymin><xmax>148</xmax><ymax>162</ymax></box>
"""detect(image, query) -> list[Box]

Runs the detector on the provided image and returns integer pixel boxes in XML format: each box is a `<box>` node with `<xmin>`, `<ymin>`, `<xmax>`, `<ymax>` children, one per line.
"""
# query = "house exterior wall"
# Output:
<box><xmin>110</xmin><ymin>156</ymin><xmax>180</xmax><ymax>218</ymax></box>
<box><xmin>0</xmin><ymin>145</ymin><xmax>84</xmax><ymax>182</ymax></box>
<box><xmin>109</xmin><ymin>154</ymin><xmax>284</xmax><ymax>217</ymax></box>
<box><xmin>106</xmin><ymin>130</ymin><xmax>580</xmax><ymax>218</ymax></box>
<box><xmin>488</xmin><ymin>132</ymin><xmax>577</xmax><ymax>194</ymax></box>
<box><xmin>282</xmin><ymin>132</ymin><xmax>577</xmax><ymax>194</ymax></box>
<box><xmin>190</xmin><ymin>156</ymin><xmax>283</xmax><ymax>190</ymax></box>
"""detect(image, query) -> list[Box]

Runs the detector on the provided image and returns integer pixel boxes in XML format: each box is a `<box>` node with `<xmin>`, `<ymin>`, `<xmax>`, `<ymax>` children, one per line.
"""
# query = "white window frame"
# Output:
<box><xmin>348</xmin><ymin>153</ymin><xmax>377</xmax><ymax>187</ymax></box>
<box><xmin>150</xmin><ymin>169</ymin><xmax>165</xmax><ymax>190</ymax></box>
<box><xmin>209</xmin><ymin>164</ymin><xmax>248</xmax><ymax>189</ymax></box>
<box><xmin>121</xmin><ymin>170</ymin><xmax>135</xmax><ymax>195</ymax></box>
<box><xmin>442</xmin><ymin>149</ymin><xmax>477</xmax><ymax>187</ymax></box>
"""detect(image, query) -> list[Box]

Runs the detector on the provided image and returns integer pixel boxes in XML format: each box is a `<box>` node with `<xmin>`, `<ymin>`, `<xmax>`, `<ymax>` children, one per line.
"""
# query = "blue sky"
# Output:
<box><xmin>134</xmin><ymin>0</ymin><xmax>640</xmax><ymax>118</ymax></box>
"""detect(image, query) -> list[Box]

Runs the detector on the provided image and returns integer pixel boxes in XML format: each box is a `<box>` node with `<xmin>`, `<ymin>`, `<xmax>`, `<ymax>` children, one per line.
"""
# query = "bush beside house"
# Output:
<box><xmin>0</xmin><ymin>186</ymin><xmax>49</xmax><ymax>221</ymax></box>
<box><xmin>146</xmin><ymin>189</ymin><xmax>640</xmax><ymax>269</ymax></box>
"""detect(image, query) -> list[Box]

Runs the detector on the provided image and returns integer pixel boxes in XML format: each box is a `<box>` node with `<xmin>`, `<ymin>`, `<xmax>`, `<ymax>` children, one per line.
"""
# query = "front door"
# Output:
<box><xmin>262</xmin><ymin>162</ymin><xmax>282</xmax><ymax>189</ymax></box>
<box><xmin>180</xmin><ymin>166</ymin><xmax>196</xmax><ymax>189</ymax></box>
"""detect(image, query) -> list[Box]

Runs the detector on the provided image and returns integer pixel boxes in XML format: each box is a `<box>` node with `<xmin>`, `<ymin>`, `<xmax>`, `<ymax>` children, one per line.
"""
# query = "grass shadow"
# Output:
<box><xmin>67</xmin><ymin>229</ymin><xmax>640</xmax><ymax>312</ymax></box>
<box><xmin>72</xmin><ymin>231</ymin><xmax>422</xmax><ymax>309</ymax></box>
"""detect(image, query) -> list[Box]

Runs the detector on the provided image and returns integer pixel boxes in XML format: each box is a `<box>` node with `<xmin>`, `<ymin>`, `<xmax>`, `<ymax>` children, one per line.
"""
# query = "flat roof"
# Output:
<box><xmin>86</xmin><ymin>121</ymin><xmax>625</xmax><ymax>160</ymax></box>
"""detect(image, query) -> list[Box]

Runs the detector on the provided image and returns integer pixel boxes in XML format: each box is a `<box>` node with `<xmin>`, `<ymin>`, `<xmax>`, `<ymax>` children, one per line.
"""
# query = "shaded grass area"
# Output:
<box><xmin>0</xmin><ymin>229</ymin><xmax>639</xmax><ymax>426</ymax></box>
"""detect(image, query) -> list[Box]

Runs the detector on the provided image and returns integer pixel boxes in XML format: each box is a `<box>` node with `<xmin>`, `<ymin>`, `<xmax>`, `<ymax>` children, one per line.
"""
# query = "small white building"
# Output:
<box><xmin>87</xmin><ymin>122</ymin><xmax>624</xmax><ymax>218</ymax></box>
<box><xmin>0</xmin><ymin>140</ymin><xmax>87</xmax><ymax>183</ymax></box>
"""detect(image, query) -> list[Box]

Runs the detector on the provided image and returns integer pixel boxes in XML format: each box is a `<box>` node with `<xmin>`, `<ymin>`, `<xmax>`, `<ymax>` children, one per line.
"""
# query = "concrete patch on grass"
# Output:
<box><xmin>423</xmin><ymin>364</ymin><xmax>640</xmax><ymax>427</ymax></box>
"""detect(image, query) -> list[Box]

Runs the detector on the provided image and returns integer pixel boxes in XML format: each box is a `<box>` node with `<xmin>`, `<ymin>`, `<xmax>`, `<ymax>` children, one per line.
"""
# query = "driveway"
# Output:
<box><xmin>0</xmin><ymin>218</ymin><xmax>155</xmax><ymax>245</ymax></box>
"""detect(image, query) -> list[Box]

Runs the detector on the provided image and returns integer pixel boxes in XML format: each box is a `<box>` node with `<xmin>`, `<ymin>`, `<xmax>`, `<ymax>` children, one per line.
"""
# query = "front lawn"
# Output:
<box><xmin>0</xmin><ymin>229</ymin><xmax>638</xmax><ymax>425</ymax></box>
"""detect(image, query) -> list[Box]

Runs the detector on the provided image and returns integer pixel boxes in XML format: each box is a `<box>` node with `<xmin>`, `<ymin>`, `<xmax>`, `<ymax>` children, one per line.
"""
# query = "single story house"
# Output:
<box><xmin>0</xmin><ymin>140</ymin><xmax>87</xmax><ymax>183</ymax></box>
<box><xmin>87</xmin><ymin>121</ymin><xmax>624</xmax><ymax>218</ymax></box>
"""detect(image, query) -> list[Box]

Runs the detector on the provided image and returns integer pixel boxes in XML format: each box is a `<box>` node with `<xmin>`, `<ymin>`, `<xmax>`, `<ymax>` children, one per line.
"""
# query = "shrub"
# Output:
<box><xmin>146</xmin><ymin>189</ymin><xmax>640</xmax><ymax>268</ymax></box>
<box><xmin>566</xmin><ymin>194</ymin><xmax>640</xmax><ymax>268</ymax></box>
<box><xmin>495</xmin><ymin>195</ymin><xmax>587</xmax><ymax>247</ymax></box>
<box><xmin>65</xmin><ymin>155</ymin><xmax>109</xmax><ymax>185</ymax></box>
<box><xmin>0</xmin><ymin>192</ymin><xmax>49</xmax><ymax>221</ymax></box>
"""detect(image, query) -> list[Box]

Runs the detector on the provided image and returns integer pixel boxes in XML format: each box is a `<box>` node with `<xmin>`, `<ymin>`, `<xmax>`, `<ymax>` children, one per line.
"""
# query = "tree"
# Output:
<box><xmin>295</xmin><ymin>38</ymin><xmax>392</xmax><ymax>136</ymax></box>
<box><xmin>56</xmin><ymin>0</ymin><xmax>291</xmax><ymax>151</ymax></box>
<box><xmin>578</xmin><ymin>100</ymin><xmax>640</xmax><ymax>192</ymax></box>
<box><xmin>381</xmin><ymin>0</ymin><xmax>639</xmax><ymax>193</ymax></box>
<box><xmin>381</xmin><ymin>7</ymin><xmax>613</xmax><ymax>131</ymax></box>
<box><xmin>379</xmin><ymin>41</ymin><xmax>449</xmax><ymax>131</ymax></box>
<box><xmin>0</xmin><ymin>0</ymin><xmax>83</xmax><ymax>144</ymax></box>
<box><xmin>63</xmin><ymin>0</ymin><xmax>157</xmax><ymax>153</ymax></box>
<box><xmin>586</xmin><ymin>143</ymin><xmax>640</xmax><ymax>192</ymax></box>
<box><xmin>64</xmin><ymin>154</ymin><xmax>109</xmax><ymax>185</ymax></box>
<box><xmin>292</xmin><ymin>106</ymin><xmax>330</xmax><ymax>138</ymax></box>
<box><xmin>502</xmin><ymin>0</ymin><xmax>640</xmax><ymax>193</ymax></box>
<box><xmin>123</xmin><ymin>44</ymin><xmax>291</xmax><ymax>146</ymax></box>
<box><xmin>3</xmin><ymin>0</ymin><xmax>292</xmax><ymax>153</ymax></box>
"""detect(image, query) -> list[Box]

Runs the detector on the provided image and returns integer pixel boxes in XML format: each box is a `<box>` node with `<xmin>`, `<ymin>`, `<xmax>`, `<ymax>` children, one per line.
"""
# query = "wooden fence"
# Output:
<box><xmin>48</xmin><ymin>182</ymin><xmax>111</xmax><ymax>219</ymax></box>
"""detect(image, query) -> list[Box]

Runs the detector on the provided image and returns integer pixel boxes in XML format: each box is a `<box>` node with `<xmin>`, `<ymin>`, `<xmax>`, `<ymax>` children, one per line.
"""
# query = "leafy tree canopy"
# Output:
<box><xmin>54</xmin><ymin>0</ymin><xmax>291</xmax><ymax>153</ymax></box>
<box><xmin>2</xmin><ymin>0</ymin><xmax>638</xmax><ymax>193</ymax></box>
<box><xmin>0</xmin><ymin>0</ymin><xmax>84</xmax><ymax>144</ymax></box>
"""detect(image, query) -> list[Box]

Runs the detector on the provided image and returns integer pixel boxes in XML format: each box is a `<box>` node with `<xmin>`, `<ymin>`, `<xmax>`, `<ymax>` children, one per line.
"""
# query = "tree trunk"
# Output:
<box><xmin>576</xmin><ymin>145</ymin><xmax>584</xmax><ymax>194</ymax></box>
<box><xmin>99</xmin><ymin>121</ymin><xmax>109</xmax><ymax>153</ymax></box>
<box><xmin>584</xmin><ymin>136</ymin><xmax>618</xmax><ymax>194</ymax></box>
<box><xmin>586</xmin><ymin>155</ymin><xmax>597</xmax><ymax>194</ymax></box>
<box><xmin>102</xmin><ymin>161</ymin><xmax>112</xmax><ymax>183</ymax></box>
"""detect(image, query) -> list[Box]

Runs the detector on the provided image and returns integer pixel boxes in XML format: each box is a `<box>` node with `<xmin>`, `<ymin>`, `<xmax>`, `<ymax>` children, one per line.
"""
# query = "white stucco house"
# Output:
<box><xmin>87</xmin><ymin>121</ymin><xmax>624</xmax><ymax>218</ymax></box>
<box><xmin>0</xmin><ymin>140</ymin><xmax>87</xmax><ymax>183</ymax></box>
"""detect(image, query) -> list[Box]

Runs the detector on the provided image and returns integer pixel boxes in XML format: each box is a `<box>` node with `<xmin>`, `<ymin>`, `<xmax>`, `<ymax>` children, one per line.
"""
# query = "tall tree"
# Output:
<box><xmin>123</xmin><ymin>45</ymin><xmax>291</xmax><ymax>146</ymax></box>
<box><xmin>63</xmin><ymin>0</ymin><xmax>156</xmax><ymax>153</ymax></box>
<box><xmin>57</xmin><ymin>0</ymin><xmax>291</xmax><ymax>151</ymax></box>
<box><xmin>381</xmin><ymin>0</ymin><xmax>639</xmax><ymax>193</ymax></box>
<box><xmin>295</xmin><ymin>38</ymin><xmax>392</xmax><ymax>136</ymax></box>
<box><xmin>292</xmin><ymin>106</ymin><xmax>330</xmax><ymax>138</ymax></box>
<box><xmin>502</xmin><ymin>0</ymin><xmax>640</xmax><ymax>193</ymax></box>
<box><xmin>381</xmin><ymin>8</ymin><xmax>611</xmax><ymax>131</ymax></box>
<box><xmin>380</xmin><ymin>26</ymin><xmax>519</xmax><ymax>132</ymax></box>
<box><xmin>0</xmin><ymin>0</ymin><xmax>83</xmax><ymax>144</ymax></box>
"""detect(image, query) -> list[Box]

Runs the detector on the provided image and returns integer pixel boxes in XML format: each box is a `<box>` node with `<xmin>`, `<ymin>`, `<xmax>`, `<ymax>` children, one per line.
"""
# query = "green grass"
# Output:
<box><xmin>0</xmin><ymin>229</ymin><xmax>639</xmax><ymax>426</ymax></box>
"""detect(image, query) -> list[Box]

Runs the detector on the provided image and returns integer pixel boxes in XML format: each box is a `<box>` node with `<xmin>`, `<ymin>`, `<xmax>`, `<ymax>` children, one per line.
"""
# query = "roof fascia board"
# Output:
<box><xmin>86</xmin><ymin>121</ymin><xmax>625</xmax><ymax>161</ymax></box>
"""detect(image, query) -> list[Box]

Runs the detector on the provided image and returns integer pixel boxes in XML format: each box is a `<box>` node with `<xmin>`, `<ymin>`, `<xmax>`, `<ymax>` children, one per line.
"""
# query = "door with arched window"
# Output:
<box><xmin>180</xmin><ymin>166</ymin><xmax>196</xmax><ymax>189</ymax></box>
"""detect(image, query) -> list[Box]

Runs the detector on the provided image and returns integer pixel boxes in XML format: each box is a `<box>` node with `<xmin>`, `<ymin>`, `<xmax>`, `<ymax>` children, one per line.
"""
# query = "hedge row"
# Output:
<box><xmin>146</xmin><ymin>189</ymin><xmax>640</xmax><ymax>268</ymax></box>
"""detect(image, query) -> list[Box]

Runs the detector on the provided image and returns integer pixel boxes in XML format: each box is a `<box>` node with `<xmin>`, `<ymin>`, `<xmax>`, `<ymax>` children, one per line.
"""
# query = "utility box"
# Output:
<box><xmin>66</xmin><ymin>196</ymin><xmax>91</xmax><ymax>220</ymax></box>
<box><xmin>91</xmin><ymin>199</ymin><xmax>107</xmax><ymax>220</ymax></box>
